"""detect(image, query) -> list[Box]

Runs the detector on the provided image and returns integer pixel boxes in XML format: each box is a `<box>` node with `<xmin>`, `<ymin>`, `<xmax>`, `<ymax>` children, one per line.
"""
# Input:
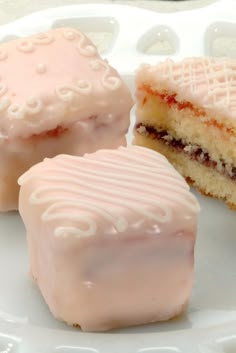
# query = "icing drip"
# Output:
<box><xmin>90</xmin><ymin>59</ymin><xmax>122</xmax><ymax>91</ymax></box>
<box><xmin>63</xmin><ymin>29</ymin><xmax>97</xmax><ymax>57</ymax></box>
<box><xmin>19</xmin><ymin>146</ymin><xmax>200</xmax><ymax>238</ymax></box>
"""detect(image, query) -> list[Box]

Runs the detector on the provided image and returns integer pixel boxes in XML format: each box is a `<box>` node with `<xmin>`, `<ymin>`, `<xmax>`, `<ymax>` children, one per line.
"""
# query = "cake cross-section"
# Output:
<box><xmin>134</xmin><ymin>57</ymin><xmax>236</xmax><ymax>208</ymax></box>
<box><xmin>0</xmin><ymin>27</ymin><xmax>132</xmax><ymax>211</ymax></box>
<box><xmin>18</xmin><ymin>145</ymin><xmax>200</xmax><ymax>331</ymax></box>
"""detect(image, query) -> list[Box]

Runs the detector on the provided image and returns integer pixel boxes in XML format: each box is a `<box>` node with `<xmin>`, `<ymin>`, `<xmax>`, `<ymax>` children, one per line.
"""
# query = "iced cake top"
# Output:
<box><xmin>136</xmin><ymin>57</ymin><xmax>236</xmax><ymax>123</ymax></box>
<box><xmin>0</xmin><ymin>28</ymin><xmax>132</xmax><ymax>139</ymax></box>
<box><xmin>18</xmin><ymin>145</ymin><xmax>200</xmax><ymax>239</ymax></box>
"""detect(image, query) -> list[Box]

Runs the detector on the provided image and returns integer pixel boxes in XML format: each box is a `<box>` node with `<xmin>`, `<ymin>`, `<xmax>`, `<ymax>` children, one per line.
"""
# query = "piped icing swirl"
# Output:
<box><xmin>16</xmin><ymin>32</ymin><xmax>54</xmax><ymax>53</ymax></box>
<box><xmin>62</xmin><ymin>28</ymin><xmax>97</xmax><ymax>57</ymax></box>
<box><xmin>55</xmin><ymin>79</ymin><xmax>93</xmax><ymax>102</ymax></box>
<box><xmin>19</xmin><ymin>146</ymin><xmax>200</xmax><ymax>238</ymax></box>
<box><xmin>90</xmin><ymin>59</ymin><xmax>122</xmax><ymax>91</ymax></box>
<box><xmin>7</xmin><ymin>97</ymin><xmax>42</xmax><ymax>119</ymax></box>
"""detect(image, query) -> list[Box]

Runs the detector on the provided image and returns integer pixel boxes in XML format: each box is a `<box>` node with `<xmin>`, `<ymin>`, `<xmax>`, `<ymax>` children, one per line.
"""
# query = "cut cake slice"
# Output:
<box><xmin>134</xmin><ymin>57</ymin><xmax>236</xmax><ymax>208</ymax></box>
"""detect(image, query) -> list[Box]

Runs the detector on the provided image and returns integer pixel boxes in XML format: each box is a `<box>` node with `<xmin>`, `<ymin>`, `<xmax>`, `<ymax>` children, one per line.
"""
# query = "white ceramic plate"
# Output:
<box><xmin>0</xmin><ymin>1</ymin><xmax>236</xmax><ymax>352</ymax></box>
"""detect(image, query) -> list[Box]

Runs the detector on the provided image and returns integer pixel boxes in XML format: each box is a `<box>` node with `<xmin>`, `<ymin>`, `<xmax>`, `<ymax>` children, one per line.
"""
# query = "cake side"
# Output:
<box><xmin>135</xmin><ymin>88</ymin><xmax>236</xmax><ymax>167</ymax></box>
<box><xmin>18</xmin><ymin>146</ymin><xmax>200</xmax><ymax>331</ymax></box>
<box><xmin>136</xmin><ymin>57</ymin><xmax>236</xmax><ymax>132</ymax></box>
<box><xmin>134</xmin><ymin>134</ymin><xmax>236</xmax><ymax>208</ymax></box>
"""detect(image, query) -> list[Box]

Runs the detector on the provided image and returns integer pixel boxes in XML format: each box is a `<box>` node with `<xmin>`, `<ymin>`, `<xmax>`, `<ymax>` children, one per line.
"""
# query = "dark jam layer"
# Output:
<box><xmin>136</xmin><ymin>123</ymin><xmax>236</xmax><ymax>181</ymax></box>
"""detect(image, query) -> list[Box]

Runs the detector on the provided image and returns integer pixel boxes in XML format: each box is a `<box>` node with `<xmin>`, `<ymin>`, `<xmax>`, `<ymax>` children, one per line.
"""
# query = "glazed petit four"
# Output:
<box><xmin>134</xmin><ymin>57</ymin><xmax>236</xmax><ymax>208</ymax></box>
<box><xmin>0</xmin><ymin>27</ymin><xmax>132</xmax><ymax>211</ymax></box>
<box><xmin>18</xmin><ymin>145</ymin><xmax>199</xmax><ymax>331</ymax></box>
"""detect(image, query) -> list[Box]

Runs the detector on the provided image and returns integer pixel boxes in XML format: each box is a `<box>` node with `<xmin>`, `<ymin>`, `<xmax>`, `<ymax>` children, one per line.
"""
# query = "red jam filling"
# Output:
<box><xmin>140</xmin><ymin>85</ymin><xmax>205</xmax><ymax>116</ymax></box>
<box><xmin>140</xmin><ymin>85</ymin><xmax>233</xmax><ymax>135</ymax></box>
<box><xmin>32</xmin><ymin>126</ymin><xmax>68</xmax><ymax>139</ymax></box>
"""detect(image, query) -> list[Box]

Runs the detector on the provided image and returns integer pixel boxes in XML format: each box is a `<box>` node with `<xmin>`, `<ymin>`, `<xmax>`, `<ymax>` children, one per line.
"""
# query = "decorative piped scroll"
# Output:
<box><xmin>16</xmin><ymin>32</ymin><xmax>54</xmax><ymax>54</ymax></box>
<box><xmin>90</xmin><ymin>59</ymin><xmax>122</xmax><ymax>91</ymax></box>
<box><xmin>62</xmin><ymin>28</ymin><xmax>97</xmax><ymax>57</ymax></box>
<box><xmin>7</xmin><ymin>96</ymin><xmax>42</xmax><ymax>119</ymax></box>
<box><xmin>55</xmin><ymin>79</ymin><xmax>92</xmax><ymax>102</ymax></box>
<box><xmin>19</xmin><ymin>146</ymin><xmax>199</xmax><ymax>239</ymax></box>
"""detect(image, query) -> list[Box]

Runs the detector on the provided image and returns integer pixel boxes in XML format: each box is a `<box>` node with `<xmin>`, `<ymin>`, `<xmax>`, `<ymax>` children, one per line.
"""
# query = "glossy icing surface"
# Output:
<box><xmin>19</xmin><ymin>145</ymin><xmax>200</xmax><ymax>238</ymax></box>
<box><xmin>0</xmin><ymin>27</ymin><xmax>132</xmax><ymax>211</ymax></box>
<box><xmin>19</xmin><ymin>146</ymin><xmax>200</xmax><ymax>331</ymax></box>
<box><xmin>0</xmin><ymin>117</ymin><xmax>127</xmax><ymax>211</ymax></box>
<box><xmin>136</xmin><ymin>57</ymin><xmax>236</xmax><ymax>122</ymax></box>
<box><xmin>0</xmin><ymin>28</ymin><xmax>132</xmax><ymax>138</ymax></box>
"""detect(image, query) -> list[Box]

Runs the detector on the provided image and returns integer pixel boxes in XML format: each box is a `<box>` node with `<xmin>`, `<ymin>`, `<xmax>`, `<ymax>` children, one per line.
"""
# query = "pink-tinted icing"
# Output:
<box><xmin>0</xmin><ymin>28</ymin><xmax>132</xmax><ymax>138</ymax></box>
<box><xmin>18</xmin><ymin>146</ymin><xmax>199</xmax><ymax>331</ymax></box>
<box><xmin>136</xmin><ymin>57</ymin><xmax>236</xmax><ymax>122</ymax></box>
<box><xmin>0</xmin><ymin>117</ymin><xmax>127</xmax><ymax>211</ymax></box>
<box><xmin>0</xmin><ymin>27</ymin><xmax>132</xmax><ymax>211</ymax></box>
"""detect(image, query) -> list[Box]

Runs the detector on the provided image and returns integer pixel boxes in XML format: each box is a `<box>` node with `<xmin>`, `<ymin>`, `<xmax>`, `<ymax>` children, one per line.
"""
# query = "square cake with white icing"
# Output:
<box><xmin>0</xmin><ymin>27</ymin><xmax>132</xmax><ymax>211</ymax></box>
<box><xmin>18</xmin><ymin>145</ymin><xmax>199</xmax><ymax>331</ymax></box>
